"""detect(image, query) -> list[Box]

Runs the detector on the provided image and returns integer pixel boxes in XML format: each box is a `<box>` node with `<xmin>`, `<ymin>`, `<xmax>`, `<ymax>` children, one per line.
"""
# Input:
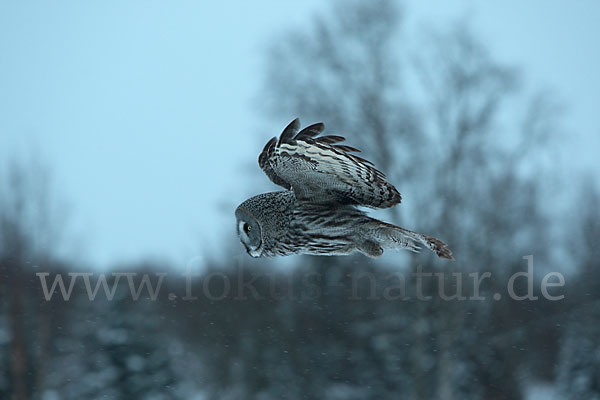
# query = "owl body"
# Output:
<box><xmin>236</xmin><ymin>191</ymin><xmax>447</xmax><ymax>258</ymax></box>
<box><xmin>235</xmin><ymin>119</ymin><xmax>453</xmax><ymax>260</ymax></box>
<box><xmin>237</xmin><ymin>191</ymin><xmax>369</xmax><ymax>257</ymax></box>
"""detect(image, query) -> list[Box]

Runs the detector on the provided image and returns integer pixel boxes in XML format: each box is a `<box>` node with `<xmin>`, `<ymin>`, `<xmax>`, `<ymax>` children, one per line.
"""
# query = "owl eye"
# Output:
<box><xmin>244</xmin><ymin>223</ymin><xmax>251</xmax><ymax>233</ymax></box>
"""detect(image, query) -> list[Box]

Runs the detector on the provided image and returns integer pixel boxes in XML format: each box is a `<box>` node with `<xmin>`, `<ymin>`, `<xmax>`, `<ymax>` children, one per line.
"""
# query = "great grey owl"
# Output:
<box><xmin>235</xmin><ymin>119</ymin><xmax>453</xmax><ymax>260</ymax></box>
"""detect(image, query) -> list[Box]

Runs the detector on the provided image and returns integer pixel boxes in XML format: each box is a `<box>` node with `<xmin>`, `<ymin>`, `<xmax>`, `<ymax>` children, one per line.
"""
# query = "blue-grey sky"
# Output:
<box><xmin>1</xmin><ymin>1</ymin><xmax>599</xmax><ymax>268</ymax></box>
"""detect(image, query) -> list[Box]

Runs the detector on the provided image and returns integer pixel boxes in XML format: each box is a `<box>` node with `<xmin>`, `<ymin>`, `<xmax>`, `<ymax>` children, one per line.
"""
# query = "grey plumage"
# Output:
<box><xmin>236</xmin><ymin>119</ymin><xmax>454</xmax><ymax>260</ymax></box>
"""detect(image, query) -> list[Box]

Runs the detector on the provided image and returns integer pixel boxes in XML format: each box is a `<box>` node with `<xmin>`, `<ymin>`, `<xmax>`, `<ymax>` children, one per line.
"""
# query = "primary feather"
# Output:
<box><xmin>259</xmin><ymin>118</ymin><xmax>402</xmax><ymax>209</ymax></box>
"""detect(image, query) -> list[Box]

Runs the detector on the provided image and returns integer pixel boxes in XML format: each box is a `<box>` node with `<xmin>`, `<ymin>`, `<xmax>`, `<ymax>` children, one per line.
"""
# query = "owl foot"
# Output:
<box><xmin>358</xmin><ymin>240</ymin><xmax>384</xmax><ymax>258</ymax></box>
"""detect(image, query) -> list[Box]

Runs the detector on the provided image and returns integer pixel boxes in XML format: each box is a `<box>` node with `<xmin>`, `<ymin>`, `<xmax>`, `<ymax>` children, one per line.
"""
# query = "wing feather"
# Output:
<box><xmin>258</xmin><ymin>118</ymin><xmax>402</xmax><ymax>208</ymax></box>
<box><xmin>295</xmin><ymin>122</ymin><xmax>325</xmax><ymax>140</ymax></box>
<box><xmin>332</xmin><ymin>144</ymin><xmax>361</xmax><ymax>153</ymax></box>
<box><xmin>259</xmin><ymin>137</ymin><xmax>291</xmax><ymax>190</ymax></box>
<box><xmin>277</xmin><ymin>118</ymin><xmax>300</xmax><ymax>145</ymax></box>
<box><xmin>314</xmin><ymin>135</ymin><xmax>346</xmax><ymax>145</ymax></box>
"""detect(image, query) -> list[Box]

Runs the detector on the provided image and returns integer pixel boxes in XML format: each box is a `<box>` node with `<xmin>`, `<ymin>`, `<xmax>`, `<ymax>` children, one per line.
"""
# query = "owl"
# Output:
<box><xmin>235</xmin><ymin>119</ymin><xmax>453</xmax><ymax>260</ymax></box>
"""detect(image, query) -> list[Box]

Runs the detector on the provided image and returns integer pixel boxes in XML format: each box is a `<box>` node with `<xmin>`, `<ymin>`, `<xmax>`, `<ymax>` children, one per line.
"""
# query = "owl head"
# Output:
<box><xmin>235</xmin><ymin>191</ymin><xmax>294</xmax><ymax>257</ymax></box>
<box><xmin>235</xmin><ymin>207</ymin><xmax>263</xmax><ymax>257</ymax></box>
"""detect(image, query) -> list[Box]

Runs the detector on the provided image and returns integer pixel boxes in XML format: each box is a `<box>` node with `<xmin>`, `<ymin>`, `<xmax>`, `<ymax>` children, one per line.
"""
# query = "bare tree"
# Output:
<box><xmin>260</xmin><ymin>1</ymin><xmax>559</xmax><ymax>399</ymax></box>
<box><xmin>263</xmin><ymin>0</ymin><xmax>421</xmax><ymax>221</ymax></box>
<box><xmin>0</xmin><ymin>158</ymin><xmax>67</xmax><ymax>400</ymax></box>
<box><xmin>555</xmin><ymin>182</ymin><xmax>600</xmax><ymax>398</ymax></box>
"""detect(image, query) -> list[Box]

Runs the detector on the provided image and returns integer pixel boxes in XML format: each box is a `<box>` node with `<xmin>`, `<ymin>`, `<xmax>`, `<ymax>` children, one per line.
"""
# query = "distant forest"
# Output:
<box><xmin>1</xmin><ymin>1</ymin><xmax>599</xmax><ymax>399</ymax></box>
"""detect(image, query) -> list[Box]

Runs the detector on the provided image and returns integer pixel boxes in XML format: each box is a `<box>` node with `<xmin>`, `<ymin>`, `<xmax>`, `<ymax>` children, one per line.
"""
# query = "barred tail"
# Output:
<box><xmin>365</xmin><ymin>221</ymin><xmax>454</xmax><ymax>260</ymax></box>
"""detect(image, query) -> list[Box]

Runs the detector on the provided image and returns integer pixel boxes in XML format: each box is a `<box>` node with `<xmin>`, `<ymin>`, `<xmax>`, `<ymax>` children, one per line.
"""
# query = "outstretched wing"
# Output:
<box><xmin>258</xmin><ymin>118</ymin><xmax>401</xmax><ymax>209</ymax></box>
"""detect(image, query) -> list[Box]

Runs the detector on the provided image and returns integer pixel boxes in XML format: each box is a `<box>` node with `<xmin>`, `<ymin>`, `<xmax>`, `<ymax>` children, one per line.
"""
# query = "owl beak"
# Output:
<box><xmin>247</xmin><ymin>248</ymin><xmax>261</xmax><ymax>258</ymax></box>
<box><xmin>242</xmin><ymin>243</ymin><xmax>260</xmax><ymax>258</ymax></box>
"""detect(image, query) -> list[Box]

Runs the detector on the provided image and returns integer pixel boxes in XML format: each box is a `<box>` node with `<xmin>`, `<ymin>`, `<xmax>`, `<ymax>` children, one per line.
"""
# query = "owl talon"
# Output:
<box><xmin>358</xmin><ymin>240</ymin><xmax>383</xmax><ymax>258</ymax></box>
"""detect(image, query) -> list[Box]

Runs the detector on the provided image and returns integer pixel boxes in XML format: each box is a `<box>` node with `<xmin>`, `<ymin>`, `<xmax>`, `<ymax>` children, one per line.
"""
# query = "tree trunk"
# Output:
<box><xmin>10</xmin><ymin>258</ymin><xmax>29</xmax><ymax>400</ymax></box>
